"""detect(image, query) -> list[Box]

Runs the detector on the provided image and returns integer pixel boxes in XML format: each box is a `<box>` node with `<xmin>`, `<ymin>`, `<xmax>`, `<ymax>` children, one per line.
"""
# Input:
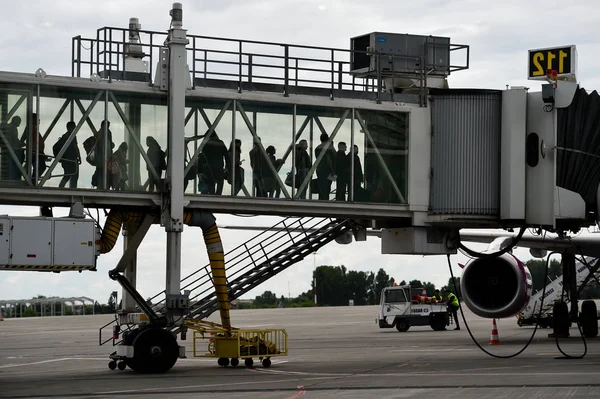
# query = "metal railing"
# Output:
<box><xmin>148</xmin><ymin>216</ymin><xmax>332</xmax><ymax>312</ymax></box>
<box><xmin>72</xmin><ymin>27</ymin><xmax>469</xmax><ymax>106</ymax></box>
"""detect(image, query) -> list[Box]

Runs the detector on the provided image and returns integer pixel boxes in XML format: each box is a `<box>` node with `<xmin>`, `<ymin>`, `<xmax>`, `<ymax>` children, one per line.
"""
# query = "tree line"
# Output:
<box><xmin>238</xmin><ymin>265</ymin><xmax>462</xmax><ymax>309</ymax></box>
<box><xmin>14</xmin><ymin>258</ymin><xmax>596</xmax><ymax>317</ymax></box>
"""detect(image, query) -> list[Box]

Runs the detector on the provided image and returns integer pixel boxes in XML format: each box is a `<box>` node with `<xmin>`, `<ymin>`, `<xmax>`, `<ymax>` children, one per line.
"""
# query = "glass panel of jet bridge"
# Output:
<box><xmin>0</xmin><ymin>25</ymin><xmax>471</xmax><ymax>222</ymax></box>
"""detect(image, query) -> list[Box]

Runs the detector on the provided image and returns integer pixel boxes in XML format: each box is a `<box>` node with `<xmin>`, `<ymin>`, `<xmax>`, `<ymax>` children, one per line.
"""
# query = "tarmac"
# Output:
<box><xmin>1</xmin><ymin>305</ymin><xmax>600</xmax><ymax>398</ymax></box>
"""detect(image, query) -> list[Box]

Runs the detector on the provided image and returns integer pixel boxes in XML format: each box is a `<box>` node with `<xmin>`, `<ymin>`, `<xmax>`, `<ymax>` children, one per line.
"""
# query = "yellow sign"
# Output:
<box><xmin>528</xmin><ymin>45</ymin><xmax>577</xmax><ymax>81</ymax></box>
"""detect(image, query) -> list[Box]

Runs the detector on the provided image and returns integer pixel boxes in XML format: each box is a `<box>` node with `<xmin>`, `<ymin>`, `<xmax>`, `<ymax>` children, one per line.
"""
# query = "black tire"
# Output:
<box><xmin>430</xmin><ymin>313</ymin><xmax>447</xmax><ymax>331</ymax></box>
<box><xmin>262</xmin><ymin>358</ymin><xmax>271</xmax><ymax>368</ymax></box>
<box><xmin>231</xmin><ymin>358</ymin><xmax>239</xmax><ymax>367</ymax></box>
<box><xmin>553</xmin><ymin>302</ymin><xmax>570</xmax><ymax>337</ymax></box>
<box><xmin>245</xmin><ymin>358</ymin><xmax>254</xmax><ymax>367</ymax></box>
<box><xmin>580</xmin><ymin>300</ymin><xmax>598</xmax><ymax>338</ymax></box>
<box><xmin>395</xmin><ymin>318</ymin><xmax>410</xmax><ymax>332</ymax></box>
<box><xmin>108</xmin><ymin>360</ymin><xmax>117</xmax><ymax>370</ymax></box>
<box><xmin>128</xmin><ymin>328</ymin><xmax>179</xmax><ymax>374</ymax></box>
<box><xmin>117</xmin><ymin>361</ymin><xmax>126</xmax><ymax>371</ymax></box>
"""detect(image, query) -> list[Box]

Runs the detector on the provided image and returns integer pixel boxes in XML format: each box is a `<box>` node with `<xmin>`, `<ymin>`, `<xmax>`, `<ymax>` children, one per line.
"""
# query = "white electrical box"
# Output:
<box><xmin>381</xmin><ymin>227</ymin><xmax>457</xmax><ymax>255</ymax></box>
<box><xmin>0</xmin><ymin>216</ymin><xmax>99</xmax><ymax>272</ymax></box>
<box><xmin>11</xmin><ymin>218</ymin><xmax>53</xmax><ymax>266</ymax></box>
<box><xmin>53</xmin><ymin>220</ymin><xmax>97</xmax><ymax>267</ymax></box>
<box><xmin>0</xmin><ymin>218</ymin><xmax>10</xmax><ymax>265</ymax></box>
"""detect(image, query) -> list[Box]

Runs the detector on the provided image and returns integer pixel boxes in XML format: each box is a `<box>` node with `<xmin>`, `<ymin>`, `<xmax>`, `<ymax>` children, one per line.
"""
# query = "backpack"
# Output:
<box><xmin>83</xmin><ymin>136</ymin><xmax>97</xmax><ymax>165</ymax></box>
<box><xmin>159</xmin><ymin>149</ymin><xmax>167</xmax><ymax>171</ymax></box>
<box><xmin>53</xmin><ymin>135</ymin><xmax>68</xmax><ymax>157</ymax></box>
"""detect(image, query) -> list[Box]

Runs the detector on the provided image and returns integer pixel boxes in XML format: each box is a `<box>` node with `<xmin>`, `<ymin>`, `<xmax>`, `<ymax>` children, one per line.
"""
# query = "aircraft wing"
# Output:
<box><xmin>218</xmin><ymin>225</ymin><xmax>600</xmax><ymax>257</ymax></box>
<box><xmin>459</xmin><ymin>231</ymin><xmax>600</xmax><ymax>258</ymax></box>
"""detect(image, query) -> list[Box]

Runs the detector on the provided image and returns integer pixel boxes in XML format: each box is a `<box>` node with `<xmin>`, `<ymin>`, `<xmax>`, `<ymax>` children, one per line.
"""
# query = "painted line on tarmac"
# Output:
<box><xmin>0</xmin><ymin>357</ymin><xmax>119</xmax><ymax>369</ymax></box>
<box><xmin>390</xmin><ymin>349</ymin><xmax>474</xmax><ymax>352</ymax></box>
<box><xmin>249</xmin><ymin>368</ymin><xmax>600</xmax><ymax>378</ymax></box>
<box><xmin>446</xmin><ymin>365</ymin><xmax>536</xmax><ymax>373</ymax></box>
<box><xmin>1</xmin><ymin>356</ymin><xmax>286</xmax><ymax>370</ymax></box>
<box><xmin>0</xmin><ymin>358</ymin><xmax>74</xmax><ymax>369</ymax></box>
<box><xmin>99</xmin><ymin>376</ymin><xmax>337</xmax><ymax>394</ymax></box>
<box><xmin>536</xmin><ymin>352</ymin><xmax>600</xmax><ymax>356</ymax></box>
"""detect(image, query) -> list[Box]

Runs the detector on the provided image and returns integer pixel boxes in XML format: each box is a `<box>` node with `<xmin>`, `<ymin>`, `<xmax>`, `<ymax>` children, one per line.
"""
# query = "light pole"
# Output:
<box><xmin>313</xmin><ymin>252</ymin><xmax>318</xmax><ymax>306</ymax></box>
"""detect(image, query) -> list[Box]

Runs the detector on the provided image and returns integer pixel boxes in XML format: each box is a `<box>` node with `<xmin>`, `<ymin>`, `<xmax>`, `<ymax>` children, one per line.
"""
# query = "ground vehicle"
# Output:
<box><xmin>376</xmin><ymin>285</ymin><xmax>449</xmax><ymax>332</ymax></box>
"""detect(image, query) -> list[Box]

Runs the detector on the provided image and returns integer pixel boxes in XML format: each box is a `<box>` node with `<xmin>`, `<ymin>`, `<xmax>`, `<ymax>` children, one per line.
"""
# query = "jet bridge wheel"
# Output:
<box><xmin>126</xmin><ymin>327</ymin><xmax>179</xmax><ymax>374</ymax></box>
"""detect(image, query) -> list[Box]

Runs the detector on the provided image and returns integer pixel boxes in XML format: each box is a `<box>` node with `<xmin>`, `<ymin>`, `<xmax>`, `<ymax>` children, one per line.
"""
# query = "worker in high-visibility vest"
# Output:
<box><xmin>432</xmin><ymin>289</ymin><xmax>443</xmax><ymax>303</ymax></box>
<box><xmin>444</xmin><ymin>289</ymin><xmax>460</xmax><ymax>330</ymax></box>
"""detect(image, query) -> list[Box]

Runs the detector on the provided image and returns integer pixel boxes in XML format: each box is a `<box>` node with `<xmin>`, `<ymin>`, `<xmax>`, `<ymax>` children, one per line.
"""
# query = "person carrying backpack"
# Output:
<box><xmin>54</xmin><ymin>121</ymin><xmax>81</xmax><ymax>188</ymax></box>
<box><xmin>145</xmin><ymin>136</ymin><xmax>166</xmax><ymax>192</ymax></box>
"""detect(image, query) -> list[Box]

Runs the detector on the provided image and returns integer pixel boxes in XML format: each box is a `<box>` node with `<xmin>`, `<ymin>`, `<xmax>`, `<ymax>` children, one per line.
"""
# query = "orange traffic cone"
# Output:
<box><xmin>421</xmin><ymin>288</ymin><xmax>428</xmax><ymax>304</ymax></box>
<box><xmin>489</xmin><ymin>319</ymin><xmax>501</xmax><ymax>345</ymax></box>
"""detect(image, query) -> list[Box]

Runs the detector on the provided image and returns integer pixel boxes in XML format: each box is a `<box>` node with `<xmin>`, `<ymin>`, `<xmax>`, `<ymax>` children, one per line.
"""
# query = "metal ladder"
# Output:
<box><xmin>100</xmin><ymin>217</ymin><xmax>354</xmax><ymax>344</ymax></box>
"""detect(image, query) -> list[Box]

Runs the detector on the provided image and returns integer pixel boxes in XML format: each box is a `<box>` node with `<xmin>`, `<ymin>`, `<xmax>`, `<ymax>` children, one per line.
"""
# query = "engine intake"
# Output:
<box><xmin>460</xmin><ymin>253</ymin><xmax>532</xmax><ymax>319</ymax></box>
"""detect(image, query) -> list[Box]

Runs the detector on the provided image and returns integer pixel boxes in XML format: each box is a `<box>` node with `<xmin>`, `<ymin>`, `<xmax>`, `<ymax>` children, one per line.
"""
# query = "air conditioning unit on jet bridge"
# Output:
<box><xmin>0</xmin><ymin>216</ymin><xmax>100</xmax><ymax>272</ymax></box>
<box><xmin>349</xmin><ymin>32</ymin><xmax>452</xmax><ymax>90</ymax></box>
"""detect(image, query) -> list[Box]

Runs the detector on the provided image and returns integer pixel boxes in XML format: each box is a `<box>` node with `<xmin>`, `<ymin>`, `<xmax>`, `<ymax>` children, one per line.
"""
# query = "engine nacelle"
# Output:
<box><xmin>460</xmin><ymin>253</ymin><xmax>532</xmax><ymax>319</ymax></box>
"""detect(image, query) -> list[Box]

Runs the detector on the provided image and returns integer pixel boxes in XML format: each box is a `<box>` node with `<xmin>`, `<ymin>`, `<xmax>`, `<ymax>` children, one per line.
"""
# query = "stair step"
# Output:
<box><xmin>165</xmin><ymin>219</ymin><xmax>351</xmax><ymax>330</ymax></box>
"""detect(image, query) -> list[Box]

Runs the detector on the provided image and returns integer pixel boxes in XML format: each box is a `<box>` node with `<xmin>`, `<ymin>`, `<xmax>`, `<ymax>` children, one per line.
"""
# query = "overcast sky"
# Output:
<box><xmin>0</xmin><ymin>0</ymin><xmax>599</xmax><ymax>305</ymax></box>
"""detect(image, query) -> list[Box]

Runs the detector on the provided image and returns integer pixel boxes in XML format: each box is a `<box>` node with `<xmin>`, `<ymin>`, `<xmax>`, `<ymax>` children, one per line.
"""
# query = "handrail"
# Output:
<box><xmin>148</xmin><ymin>216</ymin><xmax>328</xmax><ymax>309</ymax></box>
<box><xmin>71</xmin><ymin>26</ymin><xmax>469</xmax><ymax>107</ymax></box>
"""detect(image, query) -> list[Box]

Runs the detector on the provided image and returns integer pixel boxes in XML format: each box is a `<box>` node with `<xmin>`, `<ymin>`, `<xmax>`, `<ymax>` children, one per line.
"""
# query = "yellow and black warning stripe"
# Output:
<box><xmin>100</xmin><ymin>209</ymin><xmax>230</xmax><ymax>330</ymax></box>
<box><xmin>0</xmin><ymin>265</ymin><xmax>96</xmax><ymax>271</ymax></box>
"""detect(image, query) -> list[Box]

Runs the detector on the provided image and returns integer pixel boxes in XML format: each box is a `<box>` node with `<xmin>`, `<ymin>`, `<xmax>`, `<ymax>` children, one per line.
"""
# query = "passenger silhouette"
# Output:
<box><xmin>293</xmin><ymin>140</ymin><xmax>311</xmax><ymax>199</ymax></box>
<box><xmin>56</xmin><ymin>121</ymin><xmax>81</xmax><ymax>189</ymax></box>
<box><xmin>350</xmin><ymin>144</ymin><xmax>364</xmax><ymax>201</ymax></box>
<box><xmin>314</xmin><ymin>133</ymin><xmax>336</xmax><ymax>200</ymax></box>
<box><xmin>109</xmin><ymin>142</ymin><xmax>128</xmax><ymax>191</ymax></box>
<box><xmin>249</xmin><ymin>136</ymin><xmax>268</xmax><ymax>197</ymax></box>
<box><xmin>91</xmin><ymin>120</ymin><xmax>115</xmax><ymax>189</ymax></box>
<box><xmin>264</xmin><ymin>145</ymin><xmax>283</xmax><ymax>198</ymax></box>
<box><xmin>335</xmin><ymin>141</ymin><xmax>349</xmax><ymax>201</ymax></box>
<box><xmin>146</xmin><ymin>136</ymin><xmax>166</xmax><ymax>192</ymax></box>
<box><xmin>201</xmin><ymin>132</ymin><xmax>228</xmax><ymax>195</ymax></box>
<box><xmin>21</xmin><ymin>113</ymin><xmax>47</xmax><ymax>184</ymax></box>
<box><xmin>0</xmin><ymin>116</ymin><xmax>23</xmax><ymax>181</ymax></box>
<box><xmin>226</xmin><ymin>139</ymin><xmax>243</xmax><ymax>196</ymax></box>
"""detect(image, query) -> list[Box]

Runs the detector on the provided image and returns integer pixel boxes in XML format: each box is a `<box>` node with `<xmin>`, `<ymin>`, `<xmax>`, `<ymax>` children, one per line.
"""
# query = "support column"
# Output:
<box><xmin>562</xmin><ymin>252</ymin><xmax>578</xmax><ymax>321</ymax></box>
<box><xmin>163</xmin><ymin>3</ymin><xmax>188</xmax><ymax>321</ymax></box>
<box><xmin>124</xmin><ymin>103</ymin><xmax>142</xmax><ymax>190</ymax></box>
<box><xmin>122</xmin><ymin>222</ymin><xmax>139</xmax><ymax>312</ymax></box>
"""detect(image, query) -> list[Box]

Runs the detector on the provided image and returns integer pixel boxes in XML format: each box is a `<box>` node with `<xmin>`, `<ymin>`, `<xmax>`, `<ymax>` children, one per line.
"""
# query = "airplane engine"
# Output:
<box><xmin>460</xmin><ymin>253</ymin><xmax>532</xmax><ymax>319</ymax></box>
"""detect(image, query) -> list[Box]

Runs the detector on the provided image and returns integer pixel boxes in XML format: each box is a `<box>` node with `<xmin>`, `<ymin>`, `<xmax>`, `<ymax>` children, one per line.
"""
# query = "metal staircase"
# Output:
<box><xmin>521</xmin><ymin>257</ymin><xmax>600</xmax><ymax>321</ymax></box>
<box><xmin>100</xmin><ymin>217</ymin><xmax>354</xmax><ymax>344</ymax></box>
